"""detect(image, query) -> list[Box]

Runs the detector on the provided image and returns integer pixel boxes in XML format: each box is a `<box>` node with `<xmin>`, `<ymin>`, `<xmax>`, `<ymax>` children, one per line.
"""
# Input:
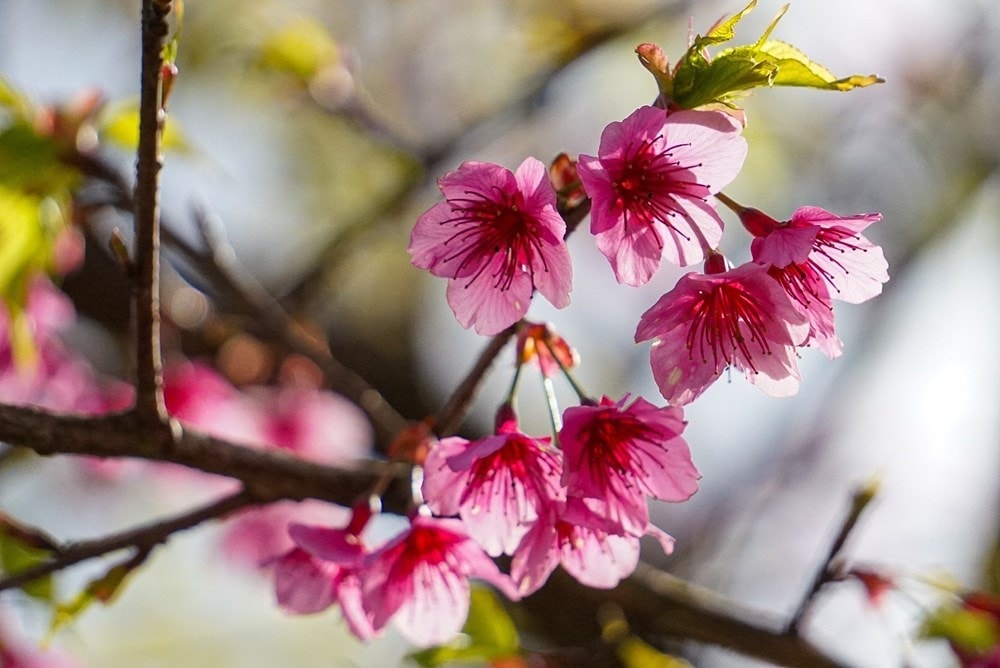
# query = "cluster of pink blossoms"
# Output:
<box><xmin>408</xmin><ymin>103</ymin><xmax>888</xmax><ymax>404</ymax></box>
<box><xmin>274</xmin><ymin>396</ymin><xmax>697</xmax><ymax>646</ymax></box>
<box><xmin>280</xmin><ymin>94</ymin><xmax>886</xmax><ymax>647</ymax></box>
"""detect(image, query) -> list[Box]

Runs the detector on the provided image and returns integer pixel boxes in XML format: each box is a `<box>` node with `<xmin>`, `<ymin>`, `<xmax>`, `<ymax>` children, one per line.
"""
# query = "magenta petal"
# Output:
<box><xmin>422</xmin><ymin>436</ymin><xmax>472</xmax><ymax>516</ymax></box>
<box><xmin>510</xmin><ymin>519</ymin><xmax>560</xmax><ymax>596</ymax></box>
<box><xmin>289</xmin><ymin>523</ymin><xmax>364</xmax><ymax>565</ymax></box>
<box><xmin>274</xmin><ymin>548</ymin><xmax>337</xmax><ymax>614</ymax></box>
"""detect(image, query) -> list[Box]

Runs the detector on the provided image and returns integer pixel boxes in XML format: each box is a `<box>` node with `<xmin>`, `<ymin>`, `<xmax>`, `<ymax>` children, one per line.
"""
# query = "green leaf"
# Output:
<box><xmin>669</xmin><ymin>2</ymin><xmax>882</xmax><ymax>109</ymax></box>
<box><xmin>0</xmin><ymin>529</ymin><xmax>54</xmax><ymax>601</ymax></box>
<box><xmin>760</xmin><ymin>40</ymin><xmax>883</xmax><ymax>90</ymax></box>
<box><xmin>674</xmin><ymin>46</ymin><xmax>778</xmax><ymax>109</ymax></box>
<box><xmin>100</xmin><ymin>100</ymin><xmax>190</xmax><ymax>153</ymax></box>
<box><xmin>702</xmin><ymin>0</ymin><xmax>760</xmax><ymax>46</ymax></box>
<box><xmin>0</xmin><ymin>125</ymin><xmax>81</xmax><ymax>194</ymax></box>
<box><xmin>923</xmin><ymin>604</ymin><xmax>1000</xmax><ymax>653</ymax></box>
<box><xmin>0</xmin><ymin>186</ymin><xmax>64</xmax><ymax>363</ymax></box>
<box><xmin>257</xmin><ymin>18</ymin><xmax>339</xmax><ymax>81</ymax></box>
<box><xmin>49</xmin><ymin>561</ymin><xmax>135</xmax><ymax>636</ymax></box>
<box><xmin>617</xmin><ymin>635</ymin><xmax>693</xmax><ymax>668</ymax></box>
<box><xmin>410</xmin><ymin>587</ymin><xmax>520</xmax><ymax>667</ymax></box>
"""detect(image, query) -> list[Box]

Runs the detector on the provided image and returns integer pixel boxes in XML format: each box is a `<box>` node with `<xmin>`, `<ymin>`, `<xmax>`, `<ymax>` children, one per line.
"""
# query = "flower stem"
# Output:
<box><xmin>541</xmin><ymin>375</ymin><xmax>562</xmax><ymax>445</ymax></box>
<box><xmin>714</xmin><ymin>191</ymin><xmax>747</xmax><ymax>216</ymax></box>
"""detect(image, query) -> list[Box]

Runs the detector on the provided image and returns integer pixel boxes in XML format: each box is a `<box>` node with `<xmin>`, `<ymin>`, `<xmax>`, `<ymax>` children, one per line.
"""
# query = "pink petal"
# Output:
<box><xmin>273</xmin><ymin>548</ymin><xmax>337</xmax><ymax>614</ymax></box>
<box><xmin>445</xmin><ymin>268</ymin><xmax>533</xmax><ymax>335</ymax></box>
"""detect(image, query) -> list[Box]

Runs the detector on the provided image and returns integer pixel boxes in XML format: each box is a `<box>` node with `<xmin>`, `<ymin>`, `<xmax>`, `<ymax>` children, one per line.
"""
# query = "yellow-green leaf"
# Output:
<box><xmin>50</xmin><ymin>561</ymin><xmax>135</xmax><ymax>636</ymax></box>
<box><xmin>760</xmin><ymin>40</ymin><xmax>883</xmax><ymax>90</ymax></box>
<box><xmin>410</xmin><ymin>586</ymin><xmax>520</xmax><ymax>667</ymax></box>
<box><xmin>617</xmin><ymin>635</ymin><xmax>693</xmax><ymax>668</ymax></box>
<box><xmin>0</xmin><ymin>187</ymin><xmax>63</xmax><ymax>356</ymax></box>
<box><xmin>702</xmin><ymin>0</ymin><xmax>759</xmax><ymax>46</ymax></box>
<box><xmin>923</xmin><ymin>604</ymin><xmax>1000</xmax><ymax>653</ymax></box>
<box><xmin>257</xmin><ymin>18</ymin><xmax>339</xmax><ymax>81</ymax></box>
<box><xmin>100</xmin><ymin>101</ymin><xmax>190</xmax><ymax>153</ymax></box>
<box><xmin>0</xmin><ymin>530</ymin><xmax>54</xmax><ymax>601</ymax></box>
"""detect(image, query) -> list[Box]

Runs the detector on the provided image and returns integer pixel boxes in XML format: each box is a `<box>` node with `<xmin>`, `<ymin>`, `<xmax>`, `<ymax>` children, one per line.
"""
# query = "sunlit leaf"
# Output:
<box><xmin>761</xmin><ymin>41</ymin><xmax>883</xmax><ymax>90</ymax></box>
<box><xmin>257</xmin><ymin>18</ymin><xmax>339</xmax><ymax>81</ymax></box>
<box><xmin>410</xmin><ymin>587</ymin><xmax>520</xmax><ymax>666</ymax></box>
<box><xmin>100</xmin><ymin>100</ymin><xmax>190</xmax><ymax>152</ymax></box>
<box><xmin>922</xmin><ymin>604</ymin><xmax>1000</xmax><ymax>654</ymax></box>
<box><xmin>0</xmin><ymin>186</ymin><xmax>64</xmax><ymax>363</ymax></box>
<box><xmin>702</xmin><ymin>0</ymin><xmax>759</xmax><ymax>46</ymax></box>
<box><xmin>617</xmin><ymin>635</ymin><xmax>693</xmax><ymax>668</ymax></box>
<box><xmin>49</xmin><ymin>561</ymin><xmax>135</xmax><ymax>636</ymax></box>
<box><xmin>0</xmin><ymin>529</ymin><xmax>54</xmax><ymax>601</ymax></box>
<box><xmin>0</xmin><ymin>125</ymin><xmax>80</xmax><ymax>193</ymax></box>
<box><xmin>669</xmin><ymin>1</ymin><xmax>881</xmax><ymax>109</ymax></box>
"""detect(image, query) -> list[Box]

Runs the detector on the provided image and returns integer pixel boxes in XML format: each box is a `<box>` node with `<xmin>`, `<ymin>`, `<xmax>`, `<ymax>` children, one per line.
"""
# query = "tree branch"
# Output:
<box><xmin>787</xmin><ymin>480</ymin><xmax>880</xmax><ymax>633</ymax></box>
<box><xmin>525</xmin><ymin>565</ymin><xmax>848</xmax><ymax>668</ymax></box>
<box><xmin>0</xmin><ymin>404</ymin><xmax>414</xmax><ymax>513</ymax></box>
<box><xmin>0</xmin><ymin>488</ymin><xmax>253</xmax><ymax>593</ymax></box>
<box><xmin>131</xmin><ymin>0</ymin><xmax>172</xmax><ymax>423</ymax></box>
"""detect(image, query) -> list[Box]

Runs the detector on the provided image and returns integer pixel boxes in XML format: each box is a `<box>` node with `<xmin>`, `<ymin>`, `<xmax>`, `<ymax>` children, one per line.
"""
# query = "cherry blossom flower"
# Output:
<box><xmin>577</xmin><ymin>106</ymin><xmax>747</xmax><ymax>286</ymax></box>
<box><xmin>745</xmin><ymin>206</ymin><xmax>888</xmax><ymax>304</ymax></box>
<box><xmin>273</xmin><ymin>508</ymin><xmax>375</xmax><ymax>640</ymax></box>
<box><xmin>743</xmin><ymin>206</ymin><xmax>888</xmax><ymax>358</ymax></box>
<box><xmin>635</xmin><ymin>261</ymin><xmax>809</xmax><ymax>405</ymax></box>
<box><xmin>162</xmin><ymin>361</ymin><xmax>373</xmax><ymax>565</ymax></box>
<box><xmin>511</xmin><ymin>498</ymin><xmax>676</xmax><ymax>595</ymax></box>
<box><xmin>559</xmin><ymin>395</ymin><xmax>699</xmax><ymax>535</ymax></box>
<box><xmin>361</xmin><ymin>514</ymin><xmax>520</xmax><ymax>647</ymax></box>
<box><xmin>409</xmin><ymin>158</ymin><xmax>573</xmax><ymax>335</ymax></box>
<box><xmin>422</xmin><ymin>417</ymin><xmax>564</xmax><ymax>556</ymax></box>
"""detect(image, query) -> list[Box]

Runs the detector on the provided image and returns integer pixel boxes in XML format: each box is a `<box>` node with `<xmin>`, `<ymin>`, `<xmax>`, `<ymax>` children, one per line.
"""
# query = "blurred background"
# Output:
<box><xmin>1</xmin><ymin>0</ymin><xmax>998</xmax><ymax>666</ymax></box>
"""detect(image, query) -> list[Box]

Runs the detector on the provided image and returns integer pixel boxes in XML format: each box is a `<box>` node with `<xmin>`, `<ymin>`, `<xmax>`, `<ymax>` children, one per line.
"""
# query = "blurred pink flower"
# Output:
<box><xmin>361</xmin><ymin>515</ymin><xmax>520</xmax><ymax>647</ymax></box>
<box><xmin>162</xmin><ymin>360</ymin><xmax>373</xmax><ymax>565</ymax></box>
<box><xmin>0</xmin><ymin>278</ymin><xmax>132</xmax><ymax>416</ymax></box>
<box><xmin>559</xmin><ymin>395</ymin><xmax>698</xmax><ymax>536</ymax></box>
<box><xmin>0</xmin><ymin>609</ymin><xmax>80</xmax><ymax>668</ymax></box>
<box><xmin>273</xmin><ymin>507</ymin><xmax>375</xmax><ymax>640</ymax></box>
<box><xmin>409</xmin><ymin>158</ymin><xmax>572</xmax><ymax>335</ymax></box>
<box><xmin>423</xmin><ymin>418</ymin><xmax>564</xmax><ymax>557</ymax></box>
<box><xmin>577</xmin><ymin>106</ymin><xmax>746</xmax><ymax>286</ymax></box>
<box><xmin>635</xmin><ymin>262</ymin><xmax>809</xmax><ymax>405</ymax></box>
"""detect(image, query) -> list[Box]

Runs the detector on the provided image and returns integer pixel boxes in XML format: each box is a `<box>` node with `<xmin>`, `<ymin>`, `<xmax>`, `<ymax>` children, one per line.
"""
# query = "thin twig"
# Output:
<box><xmin>0</xmin><ymin>400</ymin><xmax>844</xmax><ymax>665</ymax></box>
<box><xmin>131</xmin><ymin>0</ymin><xmax>172</xmax><ymax>423</ymax></box>
<box><xmin>434</xmin><ymin>324</ymin><xmax>518</xmax><ymax>437</ymax></box>
<box><xmin>787</xmin><ymin>479</ymin><xmax>881</xmax><ymax>634</ymax></box>
<box><xmin>0</xmin><ymin>488</ymin><xmax>253</xmax><ymax>593</ymax></box>
<box><xmin>67</xmin><ymin>151</ymin><xmax>409</xmax><ymax>447</ymax></box>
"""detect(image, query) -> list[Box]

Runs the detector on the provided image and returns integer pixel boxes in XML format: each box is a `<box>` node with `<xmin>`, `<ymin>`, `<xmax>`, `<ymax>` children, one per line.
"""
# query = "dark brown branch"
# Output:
<box><xmin>787</xmin><ymin>480</ymin><xmax>880</xmax><ymax>633</ymax></box>
<box><xmin>0</xmin><ymin>404</ymin><xmax>414</xmax><ymax>513</ymax></box>
<box><xmin>0</xmin><ymin>488</ymin><xmax>253</xmax><ymax>593</ymax></box>
<box><xmin>0</xmin><ymin>399</ymin><xmax>846</xmax><ymax>665</ymax></box>
<box><xmin>525</xmin><ymin>566</ymin><xmax>848</xmax><ymax>668</ymax></box>
<box><xmin>132</xmin><ymin>0</ymin><xmax>172</xmax><ymax>422</ymax></box>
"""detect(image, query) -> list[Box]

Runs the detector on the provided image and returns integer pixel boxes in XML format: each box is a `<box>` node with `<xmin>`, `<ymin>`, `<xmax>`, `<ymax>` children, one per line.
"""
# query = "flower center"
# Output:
<box><xmin>686</xmin><ymin>282</ymin><xmax>771</xmax><ymax>373</ymax></box>
<box><xmin>439</xmin><ymin>187</ymin><xmax>547</xmax><ymax>291</ymax></box>
<box><xmin>610</xmin><ymin>138</ymin><xmax>705</xmax><ymax>248</ymax></box>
